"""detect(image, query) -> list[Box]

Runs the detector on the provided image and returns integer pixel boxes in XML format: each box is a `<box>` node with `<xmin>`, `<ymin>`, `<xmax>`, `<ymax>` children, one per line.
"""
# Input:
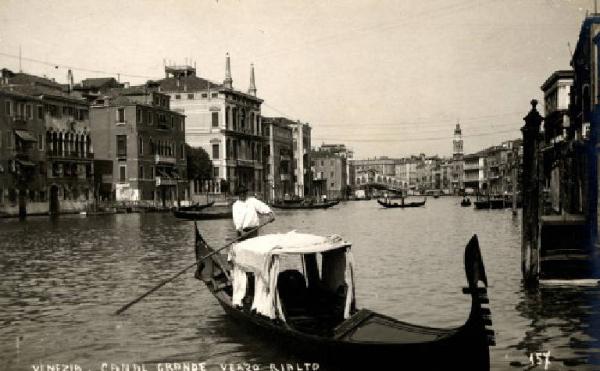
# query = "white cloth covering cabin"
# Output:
<box><xmin>229</xmin><ymin>231</ymin><xmax>355</xmax><ymax>321</ymax></box>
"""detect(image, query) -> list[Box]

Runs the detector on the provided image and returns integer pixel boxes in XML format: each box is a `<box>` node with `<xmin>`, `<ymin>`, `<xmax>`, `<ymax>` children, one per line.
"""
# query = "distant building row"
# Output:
<box><xmin>348</xmin><ymin>125</ymin><xmax>522</xmax><ymax>197</ymax></box>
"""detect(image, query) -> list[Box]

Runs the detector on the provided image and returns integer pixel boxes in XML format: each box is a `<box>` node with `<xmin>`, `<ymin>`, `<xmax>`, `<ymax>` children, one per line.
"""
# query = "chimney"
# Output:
<box><xmin>248</xmin><ymin>63</ymin><xmax>257</xmax><ymax>96</ymax></box>
<box><xmin>223</xmin><ymin>52</ymin><xmax>233</xmax><ymax>89</ymax></box>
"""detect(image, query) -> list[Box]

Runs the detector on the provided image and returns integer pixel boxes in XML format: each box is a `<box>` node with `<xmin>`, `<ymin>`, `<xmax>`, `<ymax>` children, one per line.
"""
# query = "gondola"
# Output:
<box><xmin>176</xmin><ymin>201</ymin><xmax>215</xmax><ymax>212</ymax></box>
<box><xmin>377</xmin><ymin>197</ymin><xmax>426</xmax><ymax>208</ymax></box>
<box><xmin>474</xmin><ymin>199</ymin><xmax>505</xmax><ymax>210</ymax></box>
<box><xmin>461</xmin><ymin>198</ymin><xmax>472</xmax><ymax>207</ymax></box>
<box><xmin>271</xmin><ymin>200</ymin><xmax>340</xmax><ymax>209</ymax></box>
<box><xmin>173</xmin><ymin>207</ymin><xmax>232</xmax><ymax>220</ymax></box>
<box><xmin>193</xmin><ymin>226</ymin><xmax>494</xmax><ymax>369</ymax></box>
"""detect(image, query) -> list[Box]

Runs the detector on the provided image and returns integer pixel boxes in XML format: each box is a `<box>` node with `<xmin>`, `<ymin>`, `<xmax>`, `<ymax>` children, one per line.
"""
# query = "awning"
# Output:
<box><xmin>16</xmin><ymin>159</ymin><xmax>35</xmax><ymax>167</ymax></box>
<box><xmin>14</xmin><ymin>130</ymin><xmax>37</xmax><ymax>142</ymax></box>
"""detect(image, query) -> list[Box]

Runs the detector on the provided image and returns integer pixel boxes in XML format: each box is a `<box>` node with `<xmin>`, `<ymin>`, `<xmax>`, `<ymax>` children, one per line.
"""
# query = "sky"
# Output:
<box><xmin>0</xmin><ymin>0</ymin><xmax>592</xmax><ymax>159</ymax></box>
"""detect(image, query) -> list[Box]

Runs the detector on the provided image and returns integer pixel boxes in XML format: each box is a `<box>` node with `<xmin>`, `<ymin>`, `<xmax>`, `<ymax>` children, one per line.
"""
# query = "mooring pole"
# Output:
<box><xmin>521</xmin><ymin>100</ymin><xmax>543</xmax><ymax>286</ymax></box>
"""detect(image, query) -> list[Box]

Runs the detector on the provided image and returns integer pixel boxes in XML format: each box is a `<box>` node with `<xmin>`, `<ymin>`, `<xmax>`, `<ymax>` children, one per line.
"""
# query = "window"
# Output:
<box><xmin>138</xmin><ymin>136</ymin><xmax>144</xmax><ymax>155</ymax></box>
<box><xmin>117</xmin><ymin>107</ymin><xmax>125</xmax><ymax>123</ymax></box>
<box><xmin>201</xmin><ymin>93</ymin><xmax>208</xmax><ymax>98</ymax></box>
<box><xmin>119</xmin><ymin>165</ymin><xmax>127</xmax><ymax>182</ymax></box>
<box><xmin>5</xmin><ymin>100</ymin><xmax>12</xmax><ymax>116</ymax></box>
<box><xmin>330</xmin><ymin>171</ymin><xmax>334</xmax><ymax>178</ymax></box>
<box><xmin>212</xmin><ymin>143</ymin><xmax>219</xmax><ymax>159</ymax></box>
<box><xmin>213</xmin><ymin>166</ymin><xmax>219</xmax><ymax>177</ymax></box>
<box><xmin>26</xmin><ymin>104</ymin><xmax>32</xmax><ymax>119</ymax></box>
<box><xmin>136</xmin><ymin>108</ymin><xmax>141</xmax><ymax>124</ymax></box>
<box><xmin>211</xmin><ymin>93</ymin><xmax>218</xmax><ymax>98</ymax></box>
<box><xmin>139</xmin><ymin>165</ymin><xmax>144</xmax><ymax>180</ymax></box>
<box><xmin>170</xmin><ymin>116</ymin><xmax>174</xmax><ymax>128</ymax></box>
<box><xmin>6</xmin><ymin>132</ymin><xmax>13</xmax><ymax>148</ymax></box>
<box><xmin>38</xmin><ymin>134</ymin><xmax>44</xmax><ymax>151</ymax></box>
<box><xmin>187</xmin><ymin>94</ymin><xmax>194</xmax><ymax>100</ymax></box>
<box><xmin>16</xmin><ymin>102</ymin><xmax>24</xmax><ymax>118</ymax></box>
<box><xmin>212</xmin><ymin>112</ymin><xmax>219</xmax><ymax>127</ymax></box>
<box><xmin>116</xmin><ymin>135</ymin><xmax>127</xmax><ymax>157</ymax></box>
<box><xmin>148</xmin><ymin>111</ymin><xmax>153</xmax><ymax>125</ymax></box>
<box><xmin>175</xmin><ymin>94</ymin><xmax>181</xmax><ymax>100</ymax></box>
<box><xmin>37</xmin><ymin>106</ymin><xmax>43</xmax><ymax>120</ymax></box>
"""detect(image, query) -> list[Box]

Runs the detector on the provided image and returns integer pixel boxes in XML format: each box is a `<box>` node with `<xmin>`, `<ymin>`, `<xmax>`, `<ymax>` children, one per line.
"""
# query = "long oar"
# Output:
<box><xmin>114</xmin><ymin>217</ymin><xmax>274</xmax><ymax>315</ymax></box>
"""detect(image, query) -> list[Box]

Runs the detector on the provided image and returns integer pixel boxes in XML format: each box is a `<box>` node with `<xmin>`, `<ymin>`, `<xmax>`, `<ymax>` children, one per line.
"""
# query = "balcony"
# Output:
<box><xmin>154</xmin><ymin>154</ymin><xmax>176</xmax><ymax>164</ymax></box>
<box><xmin>47</xmin><ymin>151</ymin><xmax>94</xmax><ymax>160</ymax></box>
<box><xmin>13</xmin><ymin>115</ymin><xmax>27</xmax><ymax>124</ymax></box>
<box><xmin>280</xmin><ymin>174</ymin><xmax>291</xmax><ymax>181</ymax></box>
<box><xmin>237</xmin><ymin>159</ymin><xmax>255</xmax><ymax>167</ymax></box>
<box><xmin>280</xmin><ymin>154</ymin><xmax>291</xmax><ymax>162</ymax></box>
<box><xmin>155</xmin><ymin>176</ymin><xmax>177</xmax><ymax>186</ymax></box>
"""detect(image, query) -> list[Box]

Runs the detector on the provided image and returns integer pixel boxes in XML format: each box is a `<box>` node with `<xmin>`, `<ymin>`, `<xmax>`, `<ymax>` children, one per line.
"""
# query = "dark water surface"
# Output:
<box><xmin>1</xmin><ymin>198</ymin><xmax>599</xmax><ymax>370</ymax></box>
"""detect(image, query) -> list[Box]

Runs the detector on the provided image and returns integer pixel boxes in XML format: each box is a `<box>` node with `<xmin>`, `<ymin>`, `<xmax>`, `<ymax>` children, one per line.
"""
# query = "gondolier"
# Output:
<box><xmin>232</xmin><ymin>185</ymin><xmax>274</xmax><ymax>240</ymax></box>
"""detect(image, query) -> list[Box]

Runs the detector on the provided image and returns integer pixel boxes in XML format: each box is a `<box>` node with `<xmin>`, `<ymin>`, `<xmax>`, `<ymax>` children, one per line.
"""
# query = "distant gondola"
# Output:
<box><xmin>194</xmin><ymin>226</ymin><xmax>494</xmax><ymax>369</ymax></box>
<box><xmin>461</xmin><ymin>198</ymin><xmax>472</xmax><ymax>207</ymax></box>
<box><xmin>176</xmin><ymin>201</ymin><xmax>215</xmax><ymax>212</ymax></box>
<box><xmin>377</xmin><ymin>197</ymin><xmax>426</xmax><ymax>208</ymax></box>
<box><xmin>271</xmin><ymin>200</ymin><xmax>340</xmax><ymax>209</ymax></box>
<box><xmin>173</xmin><ymin>207</ymin><xmax>232</xmax><ymax>220</ymax></box>
<box><xmin>474</xmin><ymin>199</ymin><xmax>505</xmax><ymax>210</ymax></box>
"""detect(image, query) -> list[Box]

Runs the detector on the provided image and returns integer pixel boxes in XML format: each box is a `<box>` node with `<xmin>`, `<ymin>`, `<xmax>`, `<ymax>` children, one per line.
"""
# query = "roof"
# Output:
<box><xmin>81</xmin><ymin>77</ymin><xmax>120</xmax><ymax>89</ymax></box>
<box><xmin>7</xmin><ymin>72</ymin><xmax>63</xmax><ymax>90</ymax></box>
<box><xmin>232</xmin><ymin>231</ymin><xmax>350</xmax><ymax>272</ymax></box>
<box><xmin>541</xmin><ymin>70</ymin><xmax>574</xmax><ymax>91</ymax></box>
<box><xmin>7</xmin><ymin>84</ymin><xmax>87</xmax><ymax>105</ymax></box>
<box><xmin>158</xmin><ymin>75</ymin><xmax>222</xmax><ymax>93</ymax></box>
<box><xmin>572</xmin><ymin>15</ymin><xmax>600</xmax><ymax>67</ymax></box>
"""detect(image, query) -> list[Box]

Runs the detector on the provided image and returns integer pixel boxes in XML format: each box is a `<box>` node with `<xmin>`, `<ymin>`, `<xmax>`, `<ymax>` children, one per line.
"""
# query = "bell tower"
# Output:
<box><xmin>453</xmin><ymin>122</ymin><xmax>463</xmax><ymax>160</ymax></box>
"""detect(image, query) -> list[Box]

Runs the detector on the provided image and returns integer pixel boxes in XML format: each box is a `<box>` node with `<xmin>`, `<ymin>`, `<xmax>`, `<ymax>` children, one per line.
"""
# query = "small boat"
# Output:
<box><xmin>377</xmin><ymin>197</ymin><xmax>426</xmax><ymax>208</ymax></box>
<box><xmin>461</xmin><ymin>198</ymin><xmax>472</xmax><ymax>207</ymax></box>
<box><xmin>193</xmin><ymin>227</ymin><xmax>494</xmax><ymax>369</ymax></box>
<box><xmin>177</xmin><ymin>201</ymin><xmax>215</xmax><ymax>212</ymax></box>
<box><xmin>173</xmin><ymin>207</ymin><xmax>232</xmax><ymax>220</ymax></box>
<box><xmin>271</xmin><ymin>200</ymin><xmax>340</xmax><ymax>209</ymax></box>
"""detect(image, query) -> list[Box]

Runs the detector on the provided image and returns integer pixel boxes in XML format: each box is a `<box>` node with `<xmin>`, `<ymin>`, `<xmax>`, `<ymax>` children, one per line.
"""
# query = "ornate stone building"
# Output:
<box><xmin>159</xmin><ymin>54</ymin><xmax>264</xmax><ymax>196</ymax></box>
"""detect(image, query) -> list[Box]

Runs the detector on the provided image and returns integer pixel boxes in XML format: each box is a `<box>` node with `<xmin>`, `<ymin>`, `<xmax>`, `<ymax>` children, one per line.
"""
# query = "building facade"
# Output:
<box><xmin>0</xmin><ymin>89</ymin><xmax>47</xmax><ymax>216</ymax></box>
<box><xmin>291</xmin><ymin>121</ymin><xmax>312</xmax><ymax>198</ymax></box>
<box><xmin>159</xmin><ymin>56</ymin><xmax>264</xmax><ymax>196</ymax></box>
<box><xmin>90</xmin><ymin>85</ymin><xmax>187</xmax><ymax>206</ymax></box>
<box><xmin>0</xmin><ymin>69</ymin><xmax>94</xmax><ymax>216</ymax></box>
<box><xmin>262</xmin><ymin>117</ymin><xmax>294</xmax><ymax>202</ymax></box>
<box><xmin>311</xmin><ymin>146</ymin><xmax>348</xmax><ymax>199</ymax></box>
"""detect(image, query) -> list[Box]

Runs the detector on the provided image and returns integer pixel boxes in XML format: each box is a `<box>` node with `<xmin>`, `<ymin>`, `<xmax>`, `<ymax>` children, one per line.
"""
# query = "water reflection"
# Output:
<box><xmin>512</xmin><ymin>286</ymin><xmax>600</xmax><ymax>368</ymax></box>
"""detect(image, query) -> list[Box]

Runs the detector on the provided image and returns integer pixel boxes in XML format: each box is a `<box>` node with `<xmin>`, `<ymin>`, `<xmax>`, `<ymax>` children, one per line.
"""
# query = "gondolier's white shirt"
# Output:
<box><xmin>232</xmin><ymin>197</ymin><xmax>272</xmax><ymax>231</ymax></box>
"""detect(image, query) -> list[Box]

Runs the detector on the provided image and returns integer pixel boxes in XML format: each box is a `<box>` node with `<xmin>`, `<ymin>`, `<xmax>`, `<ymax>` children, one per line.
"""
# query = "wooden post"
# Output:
<box><xmin>512</xmin><ymin>160</ymin><xmax>518</xmax><ymax>215</ymax></box>
<box><xmin>521</xmin><ymin>100</ymin><xmax>543</xmax><ymax>286</ymax></box>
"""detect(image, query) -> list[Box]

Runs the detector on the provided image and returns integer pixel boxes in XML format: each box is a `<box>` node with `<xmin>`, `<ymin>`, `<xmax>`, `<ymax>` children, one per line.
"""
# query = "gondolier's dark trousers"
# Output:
<box><xmin>237</xmin><ymin>227</ymin><xmax>258</xmax><ymax>241</ymax></box>
<box><xmin>236</xmin><ymin>227</ymin><xmax>258</xmax><ymax>309</ymax></box>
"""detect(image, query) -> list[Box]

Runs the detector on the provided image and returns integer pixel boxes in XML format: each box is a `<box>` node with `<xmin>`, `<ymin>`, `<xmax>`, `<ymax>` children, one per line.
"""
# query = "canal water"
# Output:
<box><xmin>1</xmin><ymin>198</ymin><xmax>599</xmax><ymax>370</ymax></box>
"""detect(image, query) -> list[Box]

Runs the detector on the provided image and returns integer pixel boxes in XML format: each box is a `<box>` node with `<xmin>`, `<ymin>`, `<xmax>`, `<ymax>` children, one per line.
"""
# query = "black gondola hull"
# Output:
<box><xmin>194</xmin><ymin>228</ymin><xmax>492</xmax><ymax>370</ymax></box>
<box><xmin>377</xmin><ymin>199</ymin><xmax>426</xmax><ymax>208</ymax></box>
<box><xmin>271</xmin><ymin>200</ymin><xmax>340</xmax><ymax>209</ymax></box>
<box><xmin>173</xmin><ymin>209</ymin><xmax>232</xmax><ymax>220</ymax></box>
